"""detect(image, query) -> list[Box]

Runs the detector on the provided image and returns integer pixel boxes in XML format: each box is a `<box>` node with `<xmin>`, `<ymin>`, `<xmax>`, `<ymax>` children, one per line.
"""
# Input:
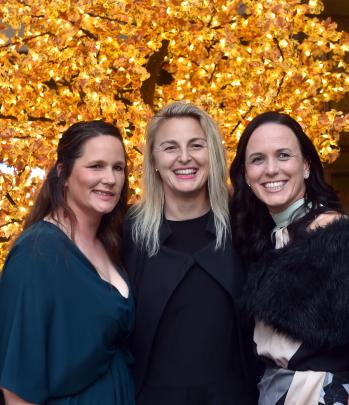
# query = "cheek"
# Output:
<box><xmin>244</xmin><ymin>166</ymin><xmax>259</xmax><ymax>183</ymax></box>
<box><xmin>153</xmin><ymin>154</ymin><xmax>162</xmax><ymax>170</ymax></box>
<box><xmin>118</xmin><ymin>172</ymin><xmax>126</xmax><ymax>186</ymax></box>
<box><xmin>154</xmin><ymin>155</ymin><xmax>173</xmax><ymax>171</ymax></box>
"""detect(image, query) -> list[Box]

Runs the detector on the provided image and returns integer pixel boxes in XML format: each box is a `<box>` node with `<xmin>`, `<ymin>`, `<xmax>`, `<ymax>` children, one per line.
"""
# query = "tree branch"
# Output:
<box><xmin>141</xmin><ymin>39</ymin><xmax>169</xmax><ymax>109</ymax></box>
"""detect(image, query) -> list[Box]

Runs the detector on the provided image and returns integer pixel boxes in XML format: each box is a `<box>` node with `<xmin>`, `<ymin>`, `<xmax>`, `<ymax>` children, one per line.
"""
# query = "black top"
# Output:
<box><xmin>123</xmin><ymin>212</ymin><xmax>259</xmax><ymax>405</ymax></box>
<box><xmin>146</xmin><ymin>213</ymin><xmax>240</xmax><ymax>386</ymax></box>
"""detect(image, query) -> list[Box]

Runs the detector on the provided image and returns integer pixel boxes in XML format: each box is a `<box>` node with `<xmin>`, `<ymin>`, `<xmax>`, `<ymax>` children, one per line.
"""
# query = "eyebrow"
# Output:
<box><xmin>158</xmin><ymin>137</ymin><xmax>207</xmax><ymax>146</ymax></box>
<box><xmin>247</xmin><ymin>147</ymin><xmax>293</xmax><ymax>157</ymax></box>
<box><xmin>88</xmin><ymin>159</ymin><xmax>126</xmax><ymax>166</ymax></box>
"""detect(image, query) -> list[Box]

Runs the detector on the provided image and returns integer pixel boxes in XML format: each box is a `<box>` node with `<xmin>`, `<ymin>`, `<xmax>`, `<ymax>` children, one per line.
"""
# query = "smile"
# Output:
<box><xmin>93</xmin><ymin>190</ymin><xmax>115</xmax><ymax>196</ymax></box>
<box><xmin>173</xmin><ymin>168</ymin><xmax>197</xmax><ymax>175</ymax></box>
<box><xmin>263</xmin><ymin>181</ymin><xmax>287</xmax><ymax>191</ymax></box>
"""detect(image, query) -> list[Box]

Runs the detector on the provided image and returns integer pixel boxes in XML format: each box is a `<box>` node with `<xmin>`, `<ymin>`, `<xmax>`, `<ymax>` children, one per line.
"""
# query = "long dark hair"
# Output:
<box><xmin>24</xmin><ymin>120</ymin><xmax>129</xmax><ymax>266</ymax></box>
<box><xmin>229</xmin><ymin>111</ymin><xmax>342</xmax><ymax>261</ymax></box>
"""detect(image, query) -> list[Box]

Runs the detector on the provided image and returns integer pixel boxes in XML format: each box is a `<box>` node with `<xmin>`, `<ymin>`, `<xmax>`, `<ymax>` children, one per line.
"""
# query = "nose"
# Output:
<box><xmin>102</xmin><ymin>167</ymin><xmax>116</xmax><ymax>184</ymax></box>
<box><xmin>265</xmin><ymin>157</ymin><xmax>279</xmax><ymax>176</ymax></box>
<box><xmin>178</xmin><ymin>147</ymin><xmax>192</xmax><ymax>163</ymax></box>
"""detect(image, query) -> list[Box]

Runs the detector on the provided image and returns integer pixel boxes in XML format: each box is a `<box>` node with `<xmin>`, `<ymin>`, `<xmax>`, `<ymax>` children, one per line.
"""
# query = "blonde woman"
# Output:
<box><xmin>124</xmin><ymin>102</ymin><xmax>259</xmax><ymax>405</ymax></box>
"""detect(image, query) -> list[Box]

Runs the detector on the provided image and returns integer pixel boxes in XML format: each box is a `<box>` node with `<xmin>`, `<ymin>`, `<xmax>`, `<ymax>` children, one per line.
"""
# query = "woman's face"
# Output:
<box><xmin>244</xmin><ymin>122</ymin><xmax>309</xmax><ymax>214</ymax></box>
<box><xmin>153</xmin><ymin>117</ymin><xmax>209</xmax><ymax>201</ymax></box>
<box><xmin>65</xmin><ymin>135</ymin><xmax>126</xmax><ymax>221</ymax></box>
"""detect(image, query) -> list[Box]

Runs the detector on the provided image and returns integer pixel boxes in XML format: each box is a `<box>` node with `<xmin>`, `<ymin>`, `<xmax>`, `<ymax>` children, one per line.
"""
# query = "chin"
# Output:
<box><xmin>263</xmin><ymin>198</ymin><xmax>287</xmax><ymax>211</ymax></box>
<box><xmin>93</xmin><ymin>205</ymin><xmax>117</xmax><ymax>215</ymax></box>
<box><xmin>267</xmin><ymin>202</ymin><xmax>290</xmax><ymax>213</ymax></box>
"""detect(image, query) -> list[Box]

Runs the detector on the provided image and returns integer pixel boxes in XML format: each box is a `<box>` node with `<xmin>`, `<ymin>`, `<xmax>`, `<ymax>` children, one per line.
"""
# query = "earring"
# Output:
<box><xmin>155</xmin><ymin>168</ymin><xmax>159</xmax><ymax>172</ymax></box>
<box><xmin>304</xmin><ymin>171</ymin><xmax>309</xmax><ymax>179</ymax></box>
<box><xmin>247</xmin><ymin>183</ymin><xmax>251</xmax><ymax>187</ymax></box>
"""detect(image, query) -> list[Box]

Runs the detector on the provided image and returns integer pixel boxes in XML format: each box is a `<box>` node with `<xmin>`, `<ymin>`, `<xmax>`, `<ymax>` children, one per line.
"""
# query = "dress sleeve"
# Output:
<box><xmin>0</xmin><ymin>236</ymin><xmax>53</xmax><ymax>404</ymax></box>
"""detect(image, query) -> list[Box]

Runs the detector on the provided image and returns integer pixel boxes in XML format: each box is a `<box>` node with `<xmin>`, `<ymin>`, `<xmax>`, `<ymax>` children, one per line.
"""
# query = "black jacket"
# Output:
<box><xmin>243</xmin><ymin>217</ymin><xmax>349</xmax><ymax>356</ymax></box>
<box><xmin>123</xmin><ymin>214</ymin><xmax>259</xmax><ymax>401</ymax></box>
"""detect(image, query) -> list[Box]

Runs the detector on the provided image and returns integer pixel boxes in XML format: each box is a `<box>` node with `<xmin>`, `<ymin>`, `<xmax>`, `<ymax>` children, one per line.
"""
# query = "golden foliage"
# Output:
<box><xmin>1</xmin><ymin>0</ymin><xmax>349</xmax><ymax>265</ymax></box>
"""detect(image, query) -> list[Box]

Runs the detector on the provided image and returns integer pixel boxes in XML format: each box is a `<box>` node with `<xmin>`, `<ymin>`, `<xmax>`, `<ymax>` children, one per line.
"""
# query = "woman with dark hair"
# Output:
<box><xmin>0</xmin><ymin>121</ymin><xmax>135</xmax><ymax>405</ymax></box>
<box><xmin>230</xmin><ymin>111</ymin><xmax>349</xmax><ymax>404</ymax></box>
<box><xmin>124</xmin><ymin>101</ymin><xmax>258</xmax><ymax>405</ymax></box>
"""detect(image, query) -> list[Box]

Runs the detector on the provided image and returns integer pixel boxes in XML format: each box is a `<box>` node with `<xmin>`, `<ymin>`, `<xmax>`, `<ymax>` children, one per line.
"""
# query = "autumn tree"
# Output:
<box><xmin>0</xmin><ymin>0</ymin><xmax>349</xmax><ymax>264</ymax></box>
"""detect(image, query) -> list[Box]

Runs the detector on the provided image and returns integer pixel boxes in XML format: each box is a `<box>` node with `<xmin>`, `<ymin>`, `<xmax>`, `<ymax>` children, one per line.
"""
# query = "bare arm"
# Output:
<box><xmin>2</xmin><ymin>388</ymin><xmax>38</xmax><ymax>405</ymax></box>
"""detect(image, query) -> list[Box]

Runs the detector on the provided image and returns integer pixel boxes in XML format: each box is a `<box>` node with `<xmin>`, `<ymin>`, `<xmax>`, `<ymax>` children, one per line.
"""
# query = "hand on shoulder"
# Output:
<box><xmin>308</xmin><ymin>211</ymin><xmax>346</xmax><ymax>231</ymax></box>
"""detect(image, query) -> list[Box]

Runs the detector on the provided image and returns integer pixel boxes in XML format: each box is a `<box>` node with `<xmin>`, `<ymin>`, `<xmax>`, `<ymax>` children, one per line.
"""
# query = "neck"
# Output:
<box><xmin>164</xmin><ymin>191</ymin><xmax>210</xmax><ymax>221</ymax></box>
<box><xmin>53</xmin><ymin>208</ymin><xmax>101</xmax><ymax>244</ymax></box>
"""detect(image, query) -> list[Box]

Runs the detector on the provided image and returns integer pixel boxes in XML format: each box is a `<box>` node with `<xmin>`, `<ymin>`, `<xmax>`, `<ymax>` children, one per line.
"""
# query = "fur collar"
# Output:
<box><xmin>243</xmin><ymin>217</ymin><xmax>349</xmax><ymax>349</ymax></box>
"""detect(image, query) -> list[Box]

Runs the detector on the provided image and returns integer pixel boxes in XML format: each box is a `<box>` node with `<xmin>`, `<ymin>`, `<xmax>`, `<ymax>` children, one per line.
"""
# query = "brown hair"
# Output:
<box><xmin>24</xmin><ymin>120</ymin><xmax>128</xmax><ymax>266</ymax></box>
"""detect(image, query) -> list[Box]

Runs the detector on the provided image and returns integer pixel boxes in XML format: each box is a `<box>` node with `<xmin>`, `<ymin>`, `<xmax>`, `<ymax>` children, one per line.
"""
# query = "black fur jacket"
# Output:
<box><xmin>243</xmin><ymin>217</ymin><xmax>349</xmax><ymax>349</ymax></box>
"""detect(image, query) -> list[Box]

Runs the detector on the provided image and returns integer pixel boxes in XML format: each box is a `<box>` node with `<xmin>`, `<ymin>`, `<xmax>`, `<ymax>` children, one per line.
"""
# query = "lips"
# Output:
<box><xmin>93</xmin><ymin>190</ymin><xmax>115</xmax><ymax>196</ymax></box>
<box><xmin>173</xmin><ymin>168</ymin><xmax>198</xmax><ymax>175</ymax></box>
<box><xmin>263</xmin><ymin>180</ymin><xmax>287</xmax><ymax>191</ymax></box>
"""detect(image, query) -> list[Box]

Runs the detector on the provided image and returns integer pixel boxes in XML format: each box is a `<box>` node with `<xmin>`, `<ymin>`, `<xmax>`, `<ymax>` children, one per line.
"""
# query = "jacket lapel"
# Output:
<box><xmin>132</xmin><ymin>221</ymin><xmax>194</xmax><ymax>393</ymax></box>
<box><xmin>132</xmin><ymin>215</ymin><xmax>245</xmax><ymax>394</ymax></box>
<box><xmin>194</xmin><ymin>241</ymin><xmax>244</xmax><ymax>300</ymax></box>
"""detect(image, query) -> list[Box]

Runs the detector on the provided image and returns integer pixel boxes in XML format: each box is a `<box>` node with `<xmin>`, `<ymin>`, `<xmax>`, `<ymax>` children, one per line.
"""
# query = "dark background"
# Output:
<box><xmin>322</xmin><ymin>0</ymin><xmax>349</xmax><ymax>212</ymax></box>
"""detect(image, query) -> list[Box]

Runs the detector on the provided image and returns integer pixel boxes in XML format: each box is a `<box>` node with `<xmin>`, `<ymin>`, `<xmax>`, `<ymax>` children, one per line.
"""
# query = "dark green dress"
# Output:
<box><xmin>0</xmin><ymin>220</ymin><xmax>135</xmax><ymax>405</ymax></box>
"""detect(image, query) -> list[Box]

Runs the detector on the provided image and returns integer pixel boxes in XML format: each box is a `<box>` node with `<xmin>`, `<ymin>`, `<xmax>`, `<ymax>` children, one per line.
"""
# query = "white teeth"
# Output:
<box><xmin>94</xmin><ymin>191</ymin><xmax>114</xmax><ymax>196</ymax></box>
<box><xmin>264</xmin><ymin>181</ymin><xmax>285</xmax><ymax>189</ymax></box>
<box><xmin>174</xmin><ymin>169</ymin><xmax>197</xmax><ymax>175</ymax></box>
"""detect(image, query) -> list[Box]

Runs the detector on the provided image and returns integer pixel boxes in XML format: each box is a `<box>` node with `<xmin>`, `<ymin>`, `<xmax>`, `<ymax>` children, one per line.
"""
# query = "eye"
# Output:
<box><xmin>278</xmin><ymin>152</ymin><xmax>291</xmax><ymax>160</ymax></box>
<box><xmin>163</xmin><ymin>145</ymin><xmax>178</xmax><ymax>153</ymax></box>
<box><xmin>189</xmin><ymin>142</ymin><xmax>206</xmax><ymax>151</ymax></box>
<box><xmin>89</xmin><ymin>164</ymin><xmax>102</xmax><ymax>169</ymax></box>
<box><xmin>114</xmin><ymin>164</ymin><xmax>125</xmax><ymax>171</ymax></box>
<box><xmin>250</xmin><ymin>155</ymin><xmax>264</xmax><ymax>165</ymax></box>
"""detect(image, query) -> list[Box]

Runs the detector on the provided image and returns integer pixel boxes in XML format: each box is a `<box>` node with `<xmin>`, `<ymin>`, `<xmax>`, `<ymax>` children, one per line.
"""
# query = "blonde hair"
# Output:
<box><xmin>131</xmin><ymin>101</ymin><xmax>230</xmax><ymax>256</ymax></box>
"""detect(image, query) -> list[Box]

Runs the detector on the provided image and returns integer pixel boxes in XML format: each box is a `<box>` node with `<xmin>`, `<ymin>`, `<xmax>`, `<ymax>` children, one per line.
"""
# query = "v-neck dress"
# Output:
<box><xmin>0</xmin><ymin>220</ymin><xmax>135</xmax><ymax>405</ymax></box>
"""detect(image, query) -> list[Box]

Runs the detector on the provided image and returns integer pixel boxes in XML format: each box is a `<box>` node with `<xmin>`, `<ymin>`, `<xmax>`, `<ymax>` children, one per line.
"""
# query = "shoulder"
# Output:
<box><xmin>244</xmin><ymin>214</ymin><xmax>349</xmax><ymax>348</ymax></box>
<box><xmin>247</xmin><ymin>213</ymin><xmax>349</xmax><ymax>281</ymax></box>
<box><xmin>308</xmin><ymin>211</ymin><xmax>346</xmax><ymax>231</ymax></box>
<box><xmin>3</xmin><ymin>221</ymin><xmax>69</xmax><ymax>281</ymax></box>
<box><xmin>301</xmin><ymin>212</ymin><xmax>349</xmax><ymax>254</ymax></box>
<box><xmin>15</xmin><ymin>220</ymin><xmax>67</xmax><ymax>246</ymax></box>
<box><xmin>11</xmin><ymin>221</ymin><xmax>67</xmax><ymax>261</ymax></box>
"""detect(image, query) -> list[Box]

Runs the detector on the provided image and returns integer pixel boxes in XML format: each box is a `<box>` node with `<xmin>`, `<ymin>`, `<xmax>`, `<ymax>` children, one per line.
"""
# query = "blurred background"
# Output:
<box><xmin>322</xmin><ymin>0</ymin><xmax>349</xmax><ymax>211</ymax></box>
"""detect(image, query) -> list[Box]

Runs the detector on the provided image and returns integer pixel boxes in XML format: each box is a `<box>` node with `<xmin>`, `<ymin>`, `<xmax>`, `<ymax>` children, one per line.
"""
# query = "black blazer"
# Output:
<box><xmin>123</xmin><ymin>214</ymin><xmax>259</xmax><ymax>401</ymax></box>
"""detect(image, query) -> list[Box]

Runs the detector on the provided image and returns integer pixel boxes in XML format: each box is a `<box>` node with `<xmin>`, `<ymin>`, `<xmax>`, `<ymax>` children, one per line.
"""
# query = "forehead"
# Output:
<box><xmin>80</xmin><ymin>135</ymin><xmax>124</xmax><ymax>160</ymax></box>
<box><xmin>246</xmin><ymin>123</ymin><xmax>301</xmax><ymax>154</ymax></box>
<box><xmin>155</xmin><ymin>117</ymin><xmax>206</xmax><ymax>142</ymax></box>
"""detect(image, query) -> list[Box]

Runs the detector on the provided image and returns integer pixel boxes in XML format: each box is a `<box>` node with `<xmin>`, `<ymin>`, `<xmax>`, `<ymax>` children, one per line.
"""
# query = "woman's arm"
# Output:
<box><xmin>2</xmin><ymin>388</ymin><xmax>37</xmax><ymax>405</ymax></box>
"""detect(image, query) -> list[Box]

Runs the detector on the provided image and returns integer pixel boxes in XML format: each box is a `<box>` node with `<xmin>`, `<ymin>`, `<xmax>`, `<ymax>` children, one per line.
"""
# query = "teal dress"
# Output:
<box><xmin>0</xmin><ymin>221</ymin><xmax>135</xmax><ymax>405</ymax></box>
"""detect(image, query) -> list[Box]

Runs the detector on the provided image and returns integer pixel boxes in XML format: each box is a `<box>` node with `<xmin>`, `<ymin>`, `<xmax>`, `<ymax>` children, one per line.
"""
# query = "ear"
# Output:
<box><xmin>56</xmin><ymin>163</ymin><xmax>63</xmax><ymax>177</ymax></box>
<box><xmin>56</xmin><ymin>163</ymin><xmax>68</xmax><ymax>186</ymax></box>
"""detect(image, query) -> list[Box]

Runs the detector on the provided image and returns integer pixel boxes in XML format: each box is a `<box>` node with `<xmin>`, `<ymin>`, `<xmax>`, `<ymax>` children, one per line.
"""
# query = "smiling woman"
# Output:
<box><xmin>244</xmin><ymin>122</ymin><xmax>309</xmax><ymax>214</ymax></box>
<box><xmin>230</xmin><ymin>112</ymin><xmax>349</xmax><ymax>405</ymax></box>
<box><xmin>0</xmin><ymin>121</ymin><xmax>135</xmax><ymax>405</ymax></box>
<box><xmin>152</xmin><ymin>116</ymin><xmax>210</xmax><ymax>207</ymax></box>
<box><xmin>64</xmin><ymin>135</ymin><xmax>126</xmax><ymax>220</ymax></box>
<box><xmin>123</xmin><ymin>101</ymin><xmax>259</xmax><ymax>405</ymax></box>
